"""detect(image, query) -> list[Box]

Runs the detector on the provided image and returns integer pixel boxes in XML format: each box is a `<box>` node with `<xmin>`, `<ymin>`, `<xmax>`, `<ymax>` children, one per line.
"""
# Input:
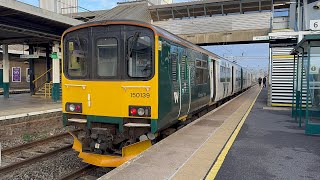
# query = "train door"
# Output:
<box><xmin>231</xmin><ymin>66</ymin><xmax>234</xmax><ymax>94</ymax></box>
<box><xmin>241</xmin><ymin>68</ymin><xmax>243</xmax><ymax>90</ymax></box>
<box><xmin>209</xmin><ymin>59</ymin><xmax>215</xmax><ymax>102</ymax></box>
<box><xmin>179</xmin><ymin>51</ymin><xmax>190</xmax><ymax>117</ymax></box>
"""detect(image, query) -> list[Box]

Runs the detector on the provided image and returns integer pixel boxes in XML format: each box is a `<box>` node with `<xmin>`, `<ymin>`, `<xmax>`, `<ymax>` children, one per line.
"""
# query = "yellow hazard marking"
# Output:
<box><xmin>272</xmin><ymin>55</ymin><xmax>294</xmax><ymax>59</ymax></box>
<box><xmin>271</xmin><ymin>103</ymin><xmax>292</xmax><ymax>107</ymax></box>
<box><xmin>178</xmin><ymin>115</ymin><xmax>188</xmax><ymax>121</ymax></box>
<box><xmin>205</xmin><ymin>88</ymin><xmax>261</xmax><ymax>180</ymax></box>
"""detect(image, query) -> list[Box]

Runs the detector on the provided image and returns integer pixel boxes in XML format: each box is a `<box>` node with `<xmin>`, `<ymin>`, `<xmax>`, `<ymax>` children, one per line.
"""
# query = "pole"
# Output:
<box><xmin>2</xmin><ymin>44</ymin><xmax>9</xmax><ymax>98</ymax></box>
<box><xmin>52</xmin><ymin>42</ymin><xmax>60</xmax><ymax>102</ymax></box>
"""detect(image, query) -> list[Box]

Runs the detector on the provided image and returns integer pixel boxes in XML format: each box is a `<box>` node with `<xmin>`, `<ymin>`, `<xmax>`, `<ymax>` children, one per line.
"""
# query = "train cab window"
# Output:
<box><xmin>66</xmin><ymin>38</ymin><xmax>88</xmax><ymax>77</ymax></box>
<box><xmin>127</xmin><ymin>35</ymin><xmax>152</xmax><ymax>78</ymax></box>
<box><xmin>96</xmin><ymin>38</ymin><xmax>118</xmax><ymax>77</ymax></box>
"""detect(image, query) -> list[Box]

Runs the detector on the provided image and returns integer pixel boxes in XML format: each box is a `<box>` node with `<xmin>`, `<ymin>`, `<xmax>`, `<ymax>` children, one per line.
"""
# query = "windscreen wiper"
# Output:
<box><xmin>127</xmin><ymin>32</ymin><xmax>140</xmax><ymax>59</ymax></box>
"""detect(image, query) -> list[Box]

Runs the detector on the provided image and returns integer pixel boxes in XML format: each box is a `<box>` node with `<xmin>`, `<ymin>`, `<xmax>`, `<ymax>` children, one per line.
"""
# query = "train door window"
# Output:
<box><xmin>96</xmin><ymin>38</ymin><xmax>118</xmax><ymax>77</ymax></box>
<box><xmin>225</xmin><ymin>68</ymin><xmax>229</xmax><ymax>82</ymax></box>
<box><xmin>196</xmin><ymin>68</ymin><xmax>204</xmax><ymax>84</ymax></box>
<box><xmin>220</xmin><ymin>66</ymin><xmax>225</xmax><ymax>82</ymax></box>
<box><xmin>127</xmin><ymin>36</ymin><xmax>152</xmax><ymax>78</ymax></box>
<box><xmin>66</xmin><ymin>38</ymin><xmax>88</xmax><ymax>78</ymax></box>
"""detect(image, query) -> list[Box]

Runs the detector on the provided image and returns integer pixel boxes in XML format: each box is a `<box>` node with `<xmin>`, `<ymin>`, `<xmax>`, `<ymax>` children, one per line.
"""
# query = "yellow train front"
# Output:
<box><xmin>62</xmin><ymin>21</ymin><xmax>159</xmax><ymax>167</ymax></box>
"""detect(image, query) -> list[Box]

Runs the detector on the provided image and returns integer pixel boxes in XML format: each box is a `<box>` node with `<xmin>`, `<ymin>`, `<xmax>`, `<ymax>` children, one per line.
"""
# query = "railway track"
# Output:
<box><xmin>0</xmin><ymin>132</ymin><xmax>75</xmax><ymax>175</ymax></box>
<box><xmin>58</xmin><ymin>165</ymin><xmax>112</xmax><ymax>180</ymax></box>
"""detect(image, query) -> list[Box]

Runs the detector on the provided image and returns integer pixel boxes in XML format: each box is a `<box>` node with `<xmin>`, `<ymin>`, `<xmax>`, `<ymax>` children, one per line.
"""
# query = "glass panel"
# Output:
<box><xmin>97</xmin><ymin>38</ymin><xmax>118</xmax><ymax>77</ymax></box>
<box><xmin>307</xmin><ymin>47</ymin><xmax>320</xmax><ymax>124</ymax></box>
<box><xmin>220</xmin><ymin>66</ymin><xmax>224</xmax><ymax>82</ymax></box>
<box><xmin>196</xmin><ymin>68</ymin><xmax>204</xmax><ymax>84</ymax></box>
<box><xmin>128</xmin><ymin>36</ymin><xmax>152</xmax><ymax>78</ymax></box>
<box><xmin>67</xmin><ymin>39</ymin><xmax>88</xmax><ymax>77</ymax></box>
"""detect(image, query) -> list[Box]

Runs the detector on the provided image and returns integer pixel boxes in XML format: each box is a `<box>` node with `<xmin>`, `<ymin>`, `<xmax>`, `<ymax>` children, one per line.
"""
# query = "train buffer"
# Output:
<box><xmin>99</xmin><ymin>86</ymin><xmax>320</xmax><ymax>180</ymax></box>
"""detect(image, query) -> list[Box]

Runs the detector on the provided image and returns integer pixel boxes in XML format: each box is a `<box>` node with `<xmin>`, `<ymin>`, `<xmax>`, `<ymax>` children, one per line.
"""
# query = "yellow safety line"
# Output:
<box><xmin>272</xmin><ymin>55</ymin><xmax>294</xmax><ymax>59</ymax></box>
<box><xmin>205</xmin><ymin>88</ymin><xmax>261</xmax><ymax>180</ymax></box>
<box><xmin>271</xmin><ymin>103</ymin><xmax>292</xmax><ymax>107</ymax></box>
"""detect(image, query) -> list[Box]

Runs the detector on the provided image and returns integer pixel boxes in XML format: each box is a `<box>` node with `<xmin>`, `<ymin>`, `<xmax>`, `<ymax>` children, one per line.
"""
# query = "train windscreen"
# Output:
<box><xmin>63</xmin><ymin>25</ymin><xmax>154</xmax><ymax>80</ymax></box>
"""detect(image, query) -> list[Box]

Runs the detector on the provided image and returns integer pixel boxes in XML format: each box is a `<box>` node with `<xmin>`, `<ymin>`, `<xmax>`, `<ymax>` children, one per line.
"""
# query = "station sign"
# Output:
<box><xmin>20</xmin><ymin>54</ymin><xmax>39</xmax><ymax>59</ymax></box>
<box><xmin>310</xmin><ymin>20</ymin><xmax>320</xmax><ymax>31</ymax></box>
<box><xmin>253</xmin><ymin>36</ymin><xmax>269</xmax><ymax>41</ymax></box>
<box><xmin>50</xmin><ymin>52</ymin><xmax>61</xmax><ymax>59</ymax></box>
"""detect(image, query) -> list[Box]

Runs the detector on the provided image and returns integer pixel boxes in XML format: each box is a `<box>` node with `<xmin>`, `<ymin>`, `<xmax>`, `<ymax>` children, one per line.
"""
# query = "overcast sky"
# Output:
<box><xmin>17</xmin><ymin>0</ymin><xmax>269</xmax><ymax>71</ymax></box>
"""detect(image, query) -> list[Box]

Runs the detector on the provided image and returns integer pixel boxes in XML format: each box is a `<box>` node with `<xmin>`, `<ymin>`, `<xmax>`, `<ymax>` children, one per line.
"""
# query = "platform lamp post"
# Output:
<box><xmin>51</xmin><ymin>42</ymin><xmax>60</xmax><ymax>102</ymax></box>
<box><xmin>2</xmin><ymin>44</ymin><xmax>9</xmax><ymax>98</ymax></box>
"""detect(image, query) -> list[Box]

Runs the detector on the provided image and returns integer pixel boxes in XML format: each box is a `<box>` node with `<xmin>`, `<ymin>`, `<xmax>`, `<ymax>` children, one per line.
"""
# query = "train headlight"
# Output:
<box><xmin>129</xmin><ymin>106</ymin><xmax>151</xmax><ymax>117</ymax></box>
<box><xmin>66</xmin><ymin>102</ymin><xmax>82</xmax><ymax>113</ymax></box>
<box><xmin>69</xmin><ymin>104</ymin><xmax>75</xmax><ymax>112</ymax></box>
<box><xmin>138</xmin><ymin>108</ymin><xmax>145</xmax><ymax>116</ymax></box>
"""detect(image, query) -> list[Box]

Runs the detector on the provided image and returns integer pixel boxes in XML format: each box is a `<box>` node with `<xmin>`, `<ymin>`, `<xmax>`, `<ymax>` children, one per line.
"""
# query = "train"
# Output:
<box><xmin>61</xmin><ymin>20</ymin><xmax>254</xmax><ymax>167</ymax></box>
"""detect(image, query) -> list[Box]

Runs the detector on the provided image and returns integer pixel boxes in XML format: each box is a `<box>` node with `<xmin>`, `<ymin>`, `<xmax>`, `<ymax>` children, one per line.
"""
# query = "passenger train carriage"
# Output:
<box><xmin>62</xmin><ymin>20</ymin><xmax>253</xmax><ymax>167</ymax></box>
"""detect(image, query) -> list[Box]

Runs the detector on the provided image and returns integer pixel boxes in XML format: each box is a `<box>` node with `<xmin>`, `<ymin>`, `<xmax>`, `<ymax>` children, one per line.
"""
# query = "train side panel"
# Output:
<box><xmin>157</xmin><ymin>36</ymin><xmax>210</xmax><ymax>130</ymax></box>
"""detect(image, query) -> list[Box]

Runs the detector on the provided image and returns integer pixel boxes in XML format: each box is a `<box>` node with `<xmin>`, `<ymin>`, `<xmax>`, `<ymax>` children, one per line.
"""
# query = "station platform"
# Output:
<box><xmin>99</xmin><ymin>86</ymin><xmax>320</xmax><ymax>180</ymax></box>
<box><xmin>0</xmin><ymin>88</ymin><xmax>30</xmax><ymax>95</ymax></box>
<box><xmin>215</xmin><ymin>88</ymin><xmax>320</xmax><ymax>180</ymax></box>
<box><xmin>0</xmin><ymin>93</ymin><xmax>61</xmax><ymax>120</ymax></box>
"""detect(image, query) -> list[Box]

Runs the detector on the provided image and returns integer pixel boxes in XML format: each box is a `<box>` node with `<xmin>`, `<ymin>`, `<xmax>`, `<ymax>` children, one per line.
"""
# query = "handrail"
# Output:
<box><xmin>45</xmin><ymin>82</ymin><xmax>53</xmax><ymax>98</ymax></box>
<box><xmin>33</xmin><ymin>68</ymin><xmax>52</xmax><ymax>84</ymax></box>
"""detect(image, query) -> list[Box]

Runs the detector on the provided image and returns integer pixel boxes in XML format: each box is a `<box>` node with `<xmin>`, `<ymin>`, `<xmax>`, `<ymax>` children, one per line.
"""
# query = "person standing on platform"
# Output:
<box><xmin>258</xmin><ymin>77</ymin><xmax>262</xmax><ymax>87</ymax></box>
<box><xmin>263</xmin><ymin>76</ymin><xmax>267</xmax><ymax>88</ymax></box>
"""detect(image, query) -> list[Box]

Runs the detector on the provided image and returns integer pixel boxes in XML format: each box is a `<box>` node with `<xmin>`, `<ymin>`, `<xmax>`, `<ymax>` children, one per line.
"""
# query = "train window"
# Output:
<box><xmin>220</xmin><ymin>66</ymin><xmax>225</xmax><ymax>82</ymax></box>
<box><xmin>226</xmin><ymin>68</ymin><xmax>231</xmax><ymax>82</ymax></box>
<box><xmin>127</xmin><ymin>36</ymin><xmax>152</xmax><ymax>78</ymax></box>
<box><xmin>66</xmin><ymin>38</ymin><xmax>88</xmax><ymax>77</ymax></box>
<box><xmin>195</xmin><ymin>59</ymin><xmax>208</xmax><ymax>85</ymax></box>
<box><xmin>196</xmin><ymin>68</ymin><xmax>204</xmax><ymax>84</ymax></box>
<box><xmin>96</xmin><ymin>38</ymin><xmax>118</xmax><ymax>77</ymax></box>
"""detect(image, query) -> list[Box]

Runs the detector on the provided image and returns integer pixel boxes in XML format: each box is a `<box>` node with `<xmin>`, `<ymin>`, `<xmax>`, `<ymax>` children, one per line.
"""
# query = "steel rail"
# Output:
<box><xmin>58</xmin><ymin>164</ymin><xmax>95</xmax><ymax>180</ymax></box>
<box><xmin>2</xmin><ymin>134</ymin><xmax>69</xmax><ymax>154</ymax></box>
<box><xmin>2</xmin><ymin>131</ymin><xmax>78</xmax><ymax>155</ymax></box>
<box><xmin>0</xmin><ymin>145</ymin><xmax>72</xmax><ymax>175</ymax></box>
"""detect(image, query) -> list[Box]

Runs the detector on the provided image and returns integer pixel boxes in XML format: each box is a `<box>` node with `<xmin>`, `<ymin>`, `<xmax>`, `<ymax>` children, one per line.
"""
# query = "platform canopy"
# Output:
<box><xmin>149</xmin><ymin>0</ymin><xmax>290</xmax><ymax>21</ymax></box>
<box><xmin>0</xmin><ymin>0</ymin><xmax>82</xmax><ymax>44</ymax></box>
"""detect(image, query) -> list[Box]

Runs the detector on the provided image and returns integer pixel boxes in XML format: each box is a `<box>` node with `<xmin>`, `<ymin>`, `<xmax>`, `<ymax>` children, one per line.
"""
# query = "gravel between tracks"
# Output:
<box><xmin>0</xmin><ymin>126</ymin><xmax>75</xmax><ymax>149</ymax></box>
<box><xmin>1</xmin><ymin>150</ymin><xmax>87</xmax><ymax>180</ymax></box>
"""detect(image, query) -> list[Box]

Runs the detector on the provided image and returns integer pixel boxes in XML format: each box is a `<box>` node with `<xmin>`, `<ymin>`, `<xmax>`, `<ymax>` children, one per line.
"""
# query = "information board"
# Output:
<box><xmin>12</xmin><ymin>67</ymin><xmax>21</xmax><ymax>82</ymax></box>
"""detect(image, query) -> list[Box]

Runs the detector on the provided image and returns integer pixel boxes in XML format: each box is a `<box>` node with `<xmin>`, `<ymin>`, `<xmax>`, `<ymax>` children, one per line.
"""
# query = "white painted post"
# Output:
<box><xmin>52</xmin><ymin>42</ymin><xmax>60</xmax><ymax>102</ymax></box>
<box><xmin>2</xmin><ymin>44</ymin><xmax>9</xmax><ymax>98</ymax></box>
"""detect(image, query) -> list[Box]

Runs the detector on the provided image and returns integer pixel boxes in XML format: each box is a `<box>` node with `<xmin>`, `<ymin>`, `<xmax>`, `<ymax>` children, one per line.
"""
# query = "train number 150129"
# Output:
<box><xmin>130</xmin><ymin>93</ymin><xmax>150</xmax><ymax>98</ymax></box>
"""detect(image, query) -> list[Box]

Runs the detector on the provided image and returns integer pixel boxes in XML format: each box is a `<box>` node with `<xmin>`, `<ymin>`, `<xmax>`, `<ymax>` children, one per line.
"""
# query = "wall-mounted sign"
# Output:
<box><xmin>253</xmin><ymin>36</ymin><xmax>269</xmax><ymax>41</ymax></box>
<box><xmin>20</xmin><ymin>54</ymin><xmax>39</xmax><ymax>59</ymax></box>
<box><xmin>12</xmin><ymin>67</ymin><xmax>21</xmax><ymax>82</ymax></box>
<box><xmin>50</xmin><ymin>52</ymin><xmax>61</xmax><ymax>59</ymax></box>
<box><xmin>310</xmin><ymin>20</ymin><xmax>320</xmax><ymax>30</ymax></box>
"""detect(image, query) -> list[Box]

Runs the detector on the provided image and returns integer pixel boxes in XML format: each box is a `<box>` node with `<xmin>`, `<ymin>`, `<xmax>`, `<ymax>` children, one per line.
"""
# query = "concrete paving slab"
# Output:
<box><xmin>0</xmin><ymin>93</ymin><xmax>61</xmax><ymax>117</ymax></box>
<box><xmin>215</xmin><ymin>88</ymin><xmax>320</xmax><ymax>180</ymax></box>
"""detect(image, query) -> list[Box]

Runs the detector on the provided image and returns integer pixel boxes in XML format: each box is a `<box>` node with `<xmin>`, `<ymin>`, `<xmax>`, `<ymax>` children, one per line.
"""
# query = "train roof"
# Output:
<box><xmin>63</xmin><ymin>19</ymin><xmax>245</xmax><ymax>69</ymax></box>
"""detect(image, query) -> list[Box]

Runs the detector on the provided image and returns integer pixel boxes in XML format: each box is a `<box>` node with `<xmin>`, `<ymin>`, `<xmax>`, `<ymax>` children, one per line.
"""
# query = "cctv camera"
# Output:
<box><xmin>314</xmin><ymin>2</ymin><xmax>320</xmax><ymax>9</ymax></box>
